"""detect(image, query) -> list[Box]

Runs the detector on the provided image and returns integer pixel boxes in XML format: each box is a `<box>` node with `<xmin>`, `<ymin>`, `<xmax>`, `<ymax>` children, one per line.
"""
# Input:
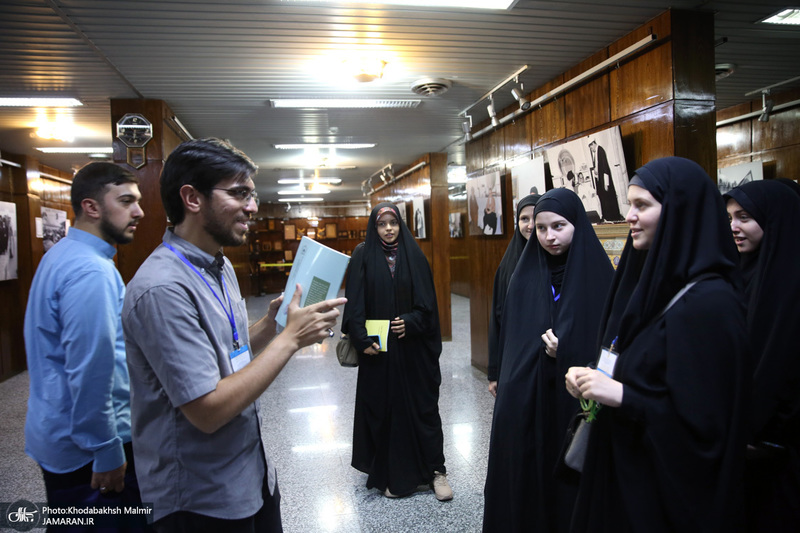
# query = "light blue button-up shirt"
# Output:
<box><xmin>24</xmin><ymin>227</ymin><xmax>130</xmax><ymax>474</ymax></box>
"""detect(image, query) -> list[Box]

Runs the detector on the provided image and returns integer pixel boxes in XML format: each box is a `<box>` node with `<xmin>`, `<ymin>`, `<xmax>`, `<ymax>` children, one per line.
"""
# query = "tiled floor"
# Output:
<box><xmin>0</xmin><ymin>293</ymin><xmax>495</xmax><ymax>532</ymax></box>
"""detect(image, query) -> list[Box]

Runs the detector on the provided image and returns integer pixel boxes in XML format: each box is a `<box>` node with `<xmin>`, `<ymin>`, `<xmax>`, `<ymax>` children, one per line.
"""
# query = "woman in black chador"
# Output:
<box><xmin>341</xmin><ymin>203</ymin><xmax>452</xmax><ymax>501</ymax></box>
<box><xmin>483</xmin><ymin>188</ymin><xmax>613</xmax><ymax>532</ymax></box>
<box><xmin>487</xmin><ymin>193</ymin><xmax>540</xmax><ymax>397</ymax></box>
<box><xmin>566</xmin><ymin>157</ymin><xmax>749</xmax><ymax>533</ymax></box>
<box><xmin>725</xmin><ymin>180</ymin><xmax>800</xmax><ymax>532</ymax></box>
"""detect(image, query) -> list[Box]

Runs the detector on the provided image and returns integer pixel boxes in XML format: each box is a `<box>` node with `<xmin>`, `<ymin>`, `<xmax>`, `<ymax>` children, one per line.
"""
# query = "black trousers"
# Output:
<box><xmin>152</xmin><ymin>474</ymin><xmax>282</xmax><ymax>533</ymax></box>
<box><xmin>40</xmin><ymin>441</ymin><xmax>148</xmax><ymax>532</ymax></box>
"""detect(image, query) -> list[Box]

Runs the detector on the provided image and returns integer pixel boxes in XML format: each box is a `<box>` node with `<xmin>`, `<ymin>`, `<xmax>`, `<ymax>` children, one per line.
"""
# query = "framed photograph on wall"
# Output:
<box><xmin>395</xmin><ymin>201</ymin><xmax>408</xmax><ymax>226</ymax></box>
<box><xmin>283</xmin><ymin>224</ymin><xmax>296</xmax><ymax>241</ymax></box>
<box><xmin>0</xmin><ymin>201</ymin><xmax>19</xmax><ymax>281</ymax></box>
<box><xmin>325</xmin><ymin>223</ymin><xmax>337</xmax><ymax>239</ymax></box>
<box><xmin>412</xmin><ymin>197</ymin><xmax>427</xmax><ymax>239</ymax></box>
<box><xmin>338</xmin><ymin>230</ymin><xmax>349</xmax><ymax>238</ymax></box>
<box><xmin>449</xmin><ymin>212</ymin><xmax>463</xmax><ymax>238</ymax></box>
<box><xmin>545</xmin><ymin>125</ymin><xmax>629</xmax><ymax>223</ymax></box>
<box><xmin>717</xmin><ymin>161</ymin><xmax>762</xmax><ymax>195</ymax></box>
<box><xmin>511</xmin><ymin>156</ymin><xmax>546</xmax><ymax>210</ymax></box>
<box><xmin>41</xmin><ymin>206</ymin><xmax>69</xmax><ymax>253</ymax></box>
<box><xmin>466</xmin><ymin>171</ymin><xmax>503</xmax><ymax>236</ymax></box>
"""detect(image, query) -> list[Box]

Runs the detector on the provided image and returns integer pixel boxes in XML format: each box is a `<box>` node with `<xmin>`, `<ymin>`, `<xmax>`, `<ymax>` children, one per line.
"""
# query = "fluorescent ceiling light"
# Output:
<box><xmin>36</xmin><ymin>147</ymin><xmax>113</xmax><ymax>154</ymax></box>
<box><xmin>270</xmin><ymin>99</ymin><xmax>420</xmax><ymax>109</ymax></box>
<box><xmin>274</xmin><ymin>143</ymin><xmax>375</xmax><ymax>150</ymax></box>
<box><xmin>0</xmin><ymin>97</ymin><xmax>82</xmax><ymax>107</ymax></box>
<box><xmin>278</xmin><ymin>197</ymin><xmax>324</xmax><ymax>202</ymax></box>
<box><xmin>759</xmin><ymin>8</ymin><xmax>800</xmax><ymax>25</ymax></box>
<box><xmin>278</xmin><ymin>188</ymin><xmax>331</xmax><ymax>195</ymax></box>
<box><xmin>272</xmin><ymin>166</ymin><xmax>356</xmax><ymax>171</ymax></box>
<box><xmin>278</xmin><ymin>178</ymin><xmax>342</xmax><ymax>185</ymax></box>
<box><xmin>288</xmin><ymin>0</ymin><xmax>515</xmax><ymax>9</ymax></box>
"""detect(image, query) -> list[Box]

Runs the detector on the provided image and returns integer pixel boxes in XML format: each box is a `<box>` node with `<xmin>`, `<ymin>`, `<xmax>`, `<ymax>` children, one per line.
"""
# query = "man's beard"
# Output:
<box><xmin>202</xmin><ymin>205</ymin><xmax>249</xmax><ymax>248</ymax></box>
<box><xmin>100</xmin><ymin>215</ymin><xmax>133</xmax><ymax>245</ymax></box>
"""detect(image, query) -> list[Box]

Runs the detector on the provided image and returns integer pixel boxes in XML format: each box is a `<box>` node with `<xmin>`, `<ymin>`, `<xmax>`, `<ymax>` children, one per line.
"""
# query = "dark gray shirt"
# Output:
<box><xmin>123</xmin><ymin>229</ymin><xmax>271</xmax><ymax>522</ymax></box>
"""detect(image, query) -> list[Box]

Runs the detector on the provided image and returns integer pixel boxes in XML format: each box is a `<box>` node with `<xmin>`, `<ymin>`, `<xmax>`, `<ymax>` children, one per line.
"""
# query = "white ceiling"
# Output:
<box><xmin>1</xmin><ymin>0</ymin><xmax>798</xmax><ymax>204</ymax></box>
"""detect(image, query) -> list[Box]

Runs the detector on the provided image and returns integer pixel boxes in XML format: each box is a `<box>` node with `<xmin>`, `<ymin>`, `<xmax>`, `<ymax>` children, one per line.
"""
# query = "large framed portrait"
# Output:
<box><xmin>466</xmin><ymin>171</ymin><xmax>503</xmax><ymax>236</ymax></box>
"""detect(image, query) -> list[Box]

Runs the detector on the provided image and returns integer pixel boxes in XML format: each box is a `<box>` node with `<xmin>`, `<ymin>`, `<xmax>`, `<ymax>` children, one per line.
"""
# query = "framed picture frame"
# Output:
<box><xmin>283</xmin><ymin>224</ymin><xmax>296</xmax><ymax>240</ymax></box>
<box><xmin>268</xmin><ymin>219</ymin><xmax>275</xmax><ymax>230</ymax></box>
<box><xmin>284</xmin><ymin>250</ymin><xmax>293</xmax><ymax>261</ymax></box>
<box><xmin>359</xmin><ymin>229</ymin><xmax>367</xmax><ymax>239</ymax></box>
<box><xmin>338</xmin><ymin>230</ymin><xmax>349</xmax><ymax>239</ymax></box>
<box><xmin>594</xmin><ymin>223</ymin><xmax>629</xmax><ymax>269</ymax></box>
<box><xmin>274</xmin><ymin>240</ymin><xmax>283</xmax><ymax>251</ymax></box>
<box><xmin>325</xmin><ymin>222</ymin><xmax>337</xmax><ymax>239</ymax></box>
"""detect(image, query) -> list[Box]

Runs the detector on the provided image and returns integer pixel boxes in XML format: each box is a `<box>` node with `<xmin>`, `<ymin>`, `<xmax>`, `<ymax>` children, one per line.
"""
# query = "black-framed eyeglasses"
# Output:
<box><xmin>212</xmin><ymin>187</ymin><xmax>259</xmax><ymax>206</ymax></box>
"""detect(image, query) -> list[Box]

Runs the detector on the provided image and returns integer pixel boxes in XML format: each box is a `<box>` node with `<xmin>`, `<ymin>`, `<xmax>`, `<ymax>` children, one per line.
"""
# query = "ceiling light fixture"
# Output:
<box><xmin>269</xmin><ymin>99</ymin><xmax>420</xmax><ymax>109</ymax></box>
<box><xmin>277</xmin><ymin>178</ymin><xmax>342</xmax><ymax>185</ymax></box>
<box><xmin>758</xmin><ymin>91</ymin><xmax>774</xmax><ymax>122</ymax></box>
<box><xmin>278</xmin><ymin>197</ymin><xmax>324</xmax><ymax>203</ymax></box>
<box><xmin>36</xmin><ymin>147</ymin><xmax>113</xmax><ymax>154</ymax></box>
<box><xmin>0</xmin><ymin>97</ymin><xmax>82</xmax><ymax>107</ymax></box>
<box><xmin>462</xmin><ymin>116</ymin><xmax>473</xmax><ymax>142</ymax></box>
<box><xmin>759</xmin><ymin>8</ymin><xmax>800</xmax><ymax>25</ymax></box>
<box><xmin>298</xmin><ymin>0</ymin><xmax>516</xmax><ymax>9</ymax></box>
<box><xmin>278</xmin><ymin>188</ymin><xmax>331</xmax><ymax>195</ymax></box>
<box><xmin>274</xmin><ymin>143</ymin><xmax>376</xmax><ymax>150</ymax></box>
<box><xmin>511</xmin><ymin>86</ymin><xmax>531</xmax><ymax>111</ymax></box>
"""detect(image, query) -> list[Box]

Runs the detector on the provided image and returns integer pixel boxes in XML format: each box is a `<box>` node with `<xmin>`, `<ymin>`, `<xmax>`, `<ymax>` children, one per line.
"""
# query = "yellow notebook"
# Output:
<box><xmin>365</xmin><ymin>320</ymin><xmax>390</xmax><ymax>352</ymax></box>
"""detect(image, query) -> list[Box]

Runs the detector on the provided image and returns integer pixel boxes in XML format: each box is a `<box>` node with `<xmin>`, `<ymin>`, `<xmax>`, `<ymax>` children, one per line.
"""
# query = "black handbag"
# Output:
<box><xmin>556</xmin><ymin>412</ymin><xmax>592</xmax><ymax>476</ymax></box>
<box><xmin>336</xmin><ymin>335</ymin><xmax>359</xmax><ymax>367</ymax></box>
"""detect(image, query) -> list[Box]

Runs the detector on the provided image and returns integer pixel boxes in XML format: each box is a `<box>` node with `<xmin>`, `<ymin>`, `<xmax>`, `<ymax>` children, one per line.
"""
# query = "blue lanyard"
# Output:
<box><xmin>163</xmin><ymin>242</ymin><xmax>240</xmax><ymax>349</ymax></box>
<box><xmin>551</xmin><ymin>285</ymin><xmax>561</xmax><ymax>302</ymax></box>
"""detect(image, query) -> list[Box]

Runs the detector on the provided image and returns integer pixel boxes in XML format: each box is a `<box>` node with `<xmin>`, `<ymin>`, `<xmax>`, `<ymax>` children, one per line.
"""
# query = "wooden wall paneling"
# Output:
<box><xmin>609</xmin><ymin>11</ymin><xmax>673</xmax><ymax>121</ymax></box>
<box><xmin>503</xmin><ymin>110</ymin><xmax>532</xmax><ymax>161</ymax></box>
<box><xmin>617</xmin><ymin>102</ymin><xmax>675</xmax><ymax>171</ymax></box>
<box><xmin>717</xmin><ymin>103</ymin><xmax>754</xmax><ymax>161</ymax></box>
<box><xmin>465</xmin><ymin>134</ymin><xmax>484</xmax><ymax>174</ymax></box>
<box><xmin>755</xmin><ymin>147</ymin><xmax>800</xmax><ymax>181</ymax></box>
<box><xmin>670</xmin><ymin>10</ymin><xmax>716</xmax><ymax>102</ymax></box>
<box><xmin>429</xmin><ymin>152</ymin><xmax>451</xmax><ymax>340</ymax></box>
<box><xmin>753</xmin><ymin>94</ymin><xmax>800</xmax><ymax>153</ymax></box>
<box><xmin>448</xmin><ymin>196</ymin><xmax>469</xmax><ymax>298</ymax></box>
<box><xmin>564</xmin><ymin>52</ymin><xmax>611</xmax><ymax>136</ymax></box>
<box><xmin>673</xmin><ymin>100</ymin><xmax>717</xmax><ymax>176</ymax></box>
<box><xmin>483</xmin><ymin>124</ymin><xmax>506</xmax><ymax>169</ymax></box>
<box><xmin>530</xmin><ymin>77</ymin><xmax>566</xmax><ymax>148</ymax></box>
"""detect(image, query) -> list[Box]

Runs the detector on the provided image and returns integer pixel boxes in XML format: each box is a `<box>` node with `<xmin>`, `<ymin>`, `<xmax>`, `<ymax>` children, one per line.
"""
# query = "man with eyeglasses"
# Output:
<box><xmin>122</xmin><ymin>138</ymin><xmax>346</xmax><ymax>532</ymax></box>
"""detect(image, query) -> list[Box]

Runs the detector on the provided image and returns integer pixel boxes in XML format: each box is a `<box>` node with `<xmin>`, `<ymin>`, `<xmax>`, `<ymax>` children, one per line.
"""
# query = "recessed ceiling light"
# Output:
<box><xmin>274</xmin><ymin>143</ymin><xmax>375</xmax><ymax>150</ymax></box>
<box><xmin>36</xmin><ymin>147</ymin><xmax>113</xmax><ymax>154</ymax></box>
<box><xmin>278</xmin><ymin>197</ymin><xmax>324</xmax><ymax>202</ymax></box>
<box><xmin>269</xmin><ymin>99</ymin><xmax>420</xmax><ymax>109</ymax></box>
<box><xmin>278</xmin><ymin>178</ymin><xmax>342</xmax><ymax>185</ymax></box>
<box><xmin>759</xmin><ymin>8</ymin><xmax>800</xmax><ymax>25</ymax></box>
<box><xmin>0</xmin><ymin>97</ymin><xmax>83</xmax><ymax>107</ymax></box>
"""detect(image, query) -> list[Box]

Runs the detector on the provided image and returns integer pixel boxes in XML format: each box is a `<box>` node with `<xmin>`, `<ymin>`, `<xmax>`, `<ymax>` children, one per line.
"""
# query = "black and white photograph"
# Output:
<box><xmin>449</xmin><ymin>212</ymin><xmax>463</xmax><ymax>238</ymax></box>
<box><xmin>412</xmin><ymin>197</ymin><xmax>426</xmax><ymax>239</ymax></box>
<box><xmin>41</xmin><ymin>206</ymin><xmax>68</xmax><ymax>253</ymax></box>
<box><xmin>717</xmin><ymin>161</ymin><xmax>763</xmax><ymax>195</ymax></box>
<box><xmin>466</xmin><ymin>171</ymin><xmax>503</xmax><ymax>236</ymax></box>
<box><xmin>511</xmin><ymin>156</ymin><xmax>545</xmax><ymax>210</ymax></box>
<box><xmin>0</xmin><ymin>201</ymin><xmax>18</xmax><ymax>281</ymax></box>
<box><xmin>545</xmin><ymin>125</ymin><xmax>629</xmax><ymax>223</ymax></box>
<box><xmin>395</xmin><ymin>201</ymin><xmax>408</xmax><ymax>226</ymax></box>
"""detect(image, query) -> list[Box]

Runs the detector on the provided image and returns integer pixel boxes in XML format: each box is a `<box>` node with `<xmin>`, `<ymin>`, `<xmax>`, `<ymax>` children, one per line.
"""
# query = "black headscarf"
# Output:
<box><xmin>484</xmin><ymin>188</ymin><xmax>613</xmax><ymax>532</ymax></box>
<box><xmin>487</xmin><ymin>193</ymin><xmax>540</xmax><ymax>381</ymax></box>
<box><xmin>599</xmin><ymin>156</ymin><xmax>740</xmax><ymax>351</ymax></box>
<box><xmin>725</xmin><ymin>180</ymin><xmax>800</xmax><ymax>444</ymax></box>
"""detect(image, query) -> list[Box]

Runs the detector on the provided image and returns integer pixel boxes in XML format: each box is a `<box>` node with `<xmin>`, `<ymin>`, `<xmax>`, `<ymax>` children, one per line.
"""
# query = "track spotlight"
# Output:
<box><xmin>511</xmin><ymin>87</ymin><xmax>531</xmax><ymax>111</ymax></box>
<box><xmin>487</xmin><ymin>100</ymin><xmax>497</xmax><ymax>119</ymax></box>
<box><xmin>758</xmin><ymin>91</ymin><xmax>774</xmax><ymax>122</ymax></box>
<box><xmin>461</xmin><ymin>120</ymin><xmax>471</xmax><ymax>134</ymax></box>
<box><xmin>379</xmin><ymin>170</ymin><xmax>389</xmax><ymax>184</ymax></box>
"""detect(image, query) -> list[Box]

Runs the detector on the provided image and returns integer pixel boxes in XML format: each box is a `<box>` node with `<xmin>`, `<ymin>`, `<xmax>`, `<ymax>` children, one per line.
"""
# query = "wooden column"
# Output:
<box><xmin>110</xmin><ymin>99</ymin><xmax>188</xmax><ymax>283</ymax></box>
<box><xmin>429</xmin><ymin>152</ymin><xmax>452</xmax><ymax>340</ymax></box>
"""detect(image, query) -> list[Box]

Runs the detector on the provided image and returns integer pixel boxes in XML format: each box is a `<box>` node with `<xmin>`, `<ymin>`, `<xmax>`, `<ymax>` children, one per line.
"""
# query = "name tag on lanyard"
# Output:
<box><xmin>597</xmin><ymin>346</ymin><xmax>618</xmax><ymax>378</ymax></box>
<box><xmin>230</xmin><ymin>344</ymin><xmax>252</xmax><ymax>373</ymax></box>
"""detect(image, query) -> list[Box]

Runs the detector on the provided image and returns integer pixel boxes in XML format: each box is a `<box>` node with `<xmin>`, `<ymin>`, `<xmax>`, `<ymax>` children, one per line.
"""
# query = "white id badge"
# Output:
<box><xmin>597</xmin><ymin>347</ymin><xmax>618</xmax><ymax>378</ymax></box>
<box><xmin>230</xmin><ymin>344</ymin><xmax>252</xmax><ymax>373</ymax></box>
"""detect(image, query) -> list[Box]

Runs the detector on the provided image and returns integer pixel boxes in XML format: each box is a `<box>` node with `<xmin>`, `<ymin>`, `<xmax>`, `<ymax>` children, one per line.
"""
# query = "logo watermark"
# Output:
<box><xmin>4</xmin><ymin>500</ymin><xmax>41</xmax><ymax>531</ymax></box>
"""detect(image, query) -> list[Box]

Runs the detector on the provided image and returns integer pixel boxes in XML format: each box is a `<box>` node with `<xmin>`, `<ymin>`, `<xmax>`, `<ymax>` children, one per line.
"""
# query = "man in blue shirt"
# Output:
<box><xmin>24</xmin><ymin>162</ymin><xmax>144</xmax><ymax>510</ymax></box>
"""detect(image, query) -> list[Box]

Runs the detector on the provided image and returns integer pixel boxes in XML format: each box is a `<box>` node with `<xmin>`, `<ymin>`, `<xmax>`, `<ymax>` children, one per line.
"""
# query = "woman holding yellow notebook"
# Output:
<box><xmin>342</xmin><ymin>202</ymin><xmax>452</xmax><ymax>501</ymax></box>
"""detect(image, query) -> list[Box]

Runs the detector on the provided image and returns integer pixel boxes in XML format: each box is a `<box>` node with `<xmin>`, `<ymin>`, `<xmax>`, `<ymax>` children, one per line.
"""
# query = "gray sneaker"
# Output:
<box><xmin>432</xmin><ymin>471</ymin><xmax>453</xmax><ymax>501</ymax></box>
